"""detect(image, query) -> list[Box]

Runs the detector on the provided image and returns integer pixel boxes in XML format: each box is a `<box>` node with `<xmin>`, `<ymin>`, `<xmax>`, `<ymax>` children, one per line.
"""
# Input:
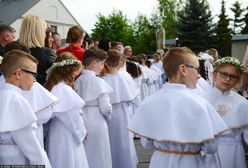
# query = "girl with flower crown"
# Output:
<box><xmin>203</xmin><ymin>57</ymin><xmax>248</xmax><ymax>168</ymax></box>
<box><xmin>44</xmin><ymin>52</ymin><xmax>89</xmax><ymax>168</ymax></box>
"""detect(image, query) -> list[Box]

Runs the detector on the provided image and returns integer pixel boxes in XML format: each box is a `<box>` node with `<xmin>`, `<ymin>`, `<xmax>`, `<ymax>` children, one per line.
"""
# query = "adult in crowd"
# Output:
<box><xmin>19</xmin><ymin>15</ymin><xmax>56</xmax><ymax>85</ymax></box>
<box><xmin>98</xmin><ymin>38</ymin><xmax>111</xmax><ymax>52</ymax></box>
<box><xmin>52</xmin><ymin>32</ymin><xmax>61</xmax><ymax>50</ymax></box>
<box><xmin>123</xmin><ymin>46</ymin><xmax>132</xmax><ymax>58</ymax></box>
<box><xmin>0</xmin><ymin>24</ymin><xmax>16</xmax><ymax>56</ymax></box>
<box><xmin>56</xmin><ymin>25</ymin><xmax>85</xmax><ymax>63</ymax></box>
<box><xmin>45</xmin><ymin>27</ymin><xmax>53</xmax><ymax>49</ymax></box>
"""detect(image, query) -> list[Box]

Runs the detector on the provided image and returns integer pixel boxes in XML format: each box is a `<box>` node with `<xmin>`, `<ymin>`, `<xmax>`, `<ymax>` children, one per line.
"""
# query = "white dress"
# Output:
<box><xmin>0</xmin><ymin>83</ymin><xmax>51</xmax><ymax>168</ymax></box>
<box><xmin>76</xmin><ymin>70</ymin><xmax>113</xmax><ymax>168</ymax></box>
<box><xmin>46</xmin><ymin>81</ymin><xmax>89</xmax><ymax>168</ymax></box>
<box><xmin>128</xmin><ymin>83</ymin><xmax>228</xmax><ymax>168</ymax></box>
<box><xmin>22</xmin><ymin>82</ymin><xmax>58</xmax><ymax>147</ymax></box>
<box><xmin>139</xmin><ymin>65</ymin><xmax>150</xmax><ymax>101</ymax></box>
<box><xmin>103</xmin><ymin>72</ymin><xmax>139</xmax><ymax>168</ymax></box>
<box><xmin>203</xmin><ymin>87</ymin><xmax>248</xmax><ymax>168</ymax></box>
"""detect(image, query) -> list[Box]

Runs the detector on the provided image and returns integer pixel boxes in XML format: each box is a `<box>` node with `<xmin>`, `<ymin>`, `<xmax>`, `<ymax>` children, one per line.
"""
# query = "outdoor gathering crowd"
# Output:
<box><xmin>0</xmin><ymin>14</ymin><xmax>248</xmax><ymax>168</ymax></box>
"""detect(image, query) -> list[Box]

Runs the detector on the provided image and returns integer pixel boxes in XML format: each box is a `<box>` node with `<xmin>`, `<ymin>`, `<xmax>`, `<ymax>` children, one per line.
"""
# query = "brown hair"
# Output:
<box><xmin>4</xmin><ymin>41</ymin><xmax>30</xmax><ymax>54</ymax></box>
<box><xmin>44</xmin><ymin>52</ymin><xmax>82</xmax><ymax>91</ymax></box>
<box><xmin>106</xmin><ymin>49</ymin><xmax>122</xmax><ymax>67</ymax></box>
<box><xmin>126</xmin><ymin>57</ymin><xmax>142</xmax><ymax>78</ymax></box>
<box><xmin>66</xmin><ymin>25</ymin><xmax>84</xmax><ymax>43</ymax></box>
<box><xmin>83</xmin><ymin>48</ymin><xmax>108</xmax><ymax>67</ymax></box>
<box><xmin>163</xmin><ymin>47</ymin><xmax>195</xmax><ymax>78</ymax></box>
<box><xmin>1</xmin><ymin>50</ymin><xmax>37</xmax><ymax>77</ymax></box>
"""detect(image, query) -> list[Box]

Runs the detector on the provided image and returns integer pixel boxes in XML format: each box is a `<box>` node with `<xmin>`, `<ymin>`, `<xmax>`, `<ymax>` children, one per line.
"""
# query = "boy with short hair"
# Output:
<box><xmin>128</xmin><ymin>47</ymin><xmax>228</xmax><ymax>168</ymax></box>
<box><xmin>76</xmin><ymin>48</ymin><xmax>113</xmax><ymax>168</ymax></box>
<box><xmin>0</xmin><ymin>50</ymin><xmax>51</xmax><ymax>167</ymax></box>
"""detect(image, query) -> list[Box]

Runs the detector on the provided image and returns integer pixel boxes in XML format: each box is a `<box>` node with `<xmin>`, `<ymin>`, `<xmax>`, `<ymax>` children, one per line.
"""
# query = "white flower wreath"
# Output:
<box><xmin>213</xmin><ymin>57</ymin><xmax>246</xmax><ymax>74</ymax></box>
<box><xmin>52</xmin><ymin>59</ymin><xmax>81</xmax><ymax>68</ymax></box>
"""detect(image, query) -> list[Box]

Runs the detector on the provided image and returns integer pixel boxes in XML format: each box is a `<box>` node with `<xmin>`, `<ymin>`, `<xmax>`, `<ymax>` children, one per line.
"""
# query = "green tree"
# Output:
<box><xmin>241</xmin><ymin>6</ymin><xmax>248</xmax><ymax>34</ymax></box>
<box><xmin>177</xmin><ymin>0</ymin><xmax>213</xmax><ymax>52</ymax></box>
<box><xmin>215</xmin><ymin>0</ymin><xmax>232</xmax><ymax>56</ymax></box>
<box><xmin>91</xmin><ymin>10</ymin><xmax>134</xmax><ymax>46</ymax></box>
<box><xmin>132</xmin><ymin>14</ymin><xmax>157</xmax><ymax>54</ymax></box>
<box><xmin>157</xmin><ymin>0</ymin><xmax>178</xmax><ymax>38</ymax></box>
<box><xmin>230</xmin><ymin>0</ymin><xmax>245</xmax><ymax>34</ymax></box>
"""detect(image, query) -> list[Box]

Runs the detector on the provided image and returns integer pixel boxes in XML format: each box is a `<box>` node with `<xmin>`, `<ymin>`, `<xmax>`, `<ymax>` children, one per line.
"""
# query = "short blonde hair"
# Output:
<box><xmin>163</xmin><ymin>47</ymin><xmax>195</xmax><ymax>78</ymax></box>
<box><xmin>19</xmin><ymin>15</ymin><xmax>47</xmax><ymax>48</ymax></box>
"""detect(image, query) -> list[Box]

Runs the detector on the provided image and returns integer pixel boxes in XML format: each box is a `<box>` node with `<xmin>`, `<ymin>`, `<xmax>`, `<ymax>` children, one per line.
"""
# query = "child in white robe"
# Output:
<box><xmin>76</xmin><ymin>49</ymin><xmax>113</xmax><ymax>168</ymax></box>
<box><xmin>22</xmin><ymin>82</ymin><xmax>58</xmax><ymax>148</ymax></box>
<box><xmin>44</xmin><ymin>52</ymin><xmax>89</xmax><ymax>168</ymax></box>
<box><xmin>3</xmin><ymin>41</ymin><xmax>59</xmax><ymax>148</ymax></box>
<box><xmin>0</xmin><ymin>50</ymin><xmax>51</xmax><ymax>167</ymax></box>
<box><xmin>203</xmin><ymin>57</ymin><xmax>248</xmax><ymax>168</ymax></box>
<box><xmin>103</xmin><ymin>49</ymin><xmax>139</xmax><ymax>168</ymax></box>
<box><xmin>128</xmin><ymin>47</ymin><xmax>228</xmax><ymax>168</ymax></box>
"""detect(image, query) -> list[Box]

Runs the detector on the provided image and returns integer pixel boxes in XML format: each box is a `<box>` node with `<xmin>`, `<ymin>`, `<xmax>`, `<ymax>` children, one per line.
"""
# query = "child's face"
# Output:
<box><xmin>94</xmin><ymin>60</ymin><xmax>105</xmax><ymax>75</ymax></box>
<box><xmin>183</xmin><ymin>56</ymin><xmax>200</xmax><ymax>89</ymax></box>
<box><xmin>213</xmin><ymin>64</ymin><xmax>240</xmax><ymax>92</ymax></box>
<box><xmin>72</xmin><ymin>65</ymin><xmax>83</xmax><ymax>80</ymax></box>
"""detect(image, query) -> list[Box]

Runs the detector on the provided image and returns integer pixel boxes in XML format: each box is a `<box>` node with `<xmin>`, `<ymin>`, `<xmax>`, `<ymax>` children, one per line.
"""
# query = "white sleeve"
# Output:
<box><xmin>54</xmin><ymin>109</ymin><xmax>87</xmax><ymax>143</ymax></box>
<box><xmin>140</xmin><ymin>137</ymin><xmax>154</xmax><ymax>149</ymax></box>
<box><xmin>201</xmin><ymin>138</ymin><xmax>218</xmax><ymax>154</ymax></box>
<box><xmin>98</xmin><ymin>93</ymin><xmax>112</xmax><ymax>121</ymax></box>
<box><xmin>10</xmin><ymin>126</ymin><xmax>51</xmax><ymax>168</ymax></box>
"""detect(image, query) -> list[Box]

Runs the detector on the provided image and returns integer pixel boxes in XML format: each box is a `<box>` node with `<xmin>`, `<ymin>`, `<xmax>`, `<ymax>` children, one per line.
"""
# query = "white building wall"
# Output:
<box><xmin>10</xmin><ymin>0</ymin><xmax>80</xmax><ymax>39</ymax></box>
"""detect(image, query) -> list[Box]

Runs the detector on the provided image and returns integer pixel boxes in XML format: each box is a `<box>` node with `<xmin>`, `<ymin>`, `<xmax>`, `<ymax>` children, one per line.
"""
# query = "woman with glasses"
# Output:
<box><xmin>203</xmin><ymin>57</ymin><xmax>248</xmax><ymax>168</ymax></box>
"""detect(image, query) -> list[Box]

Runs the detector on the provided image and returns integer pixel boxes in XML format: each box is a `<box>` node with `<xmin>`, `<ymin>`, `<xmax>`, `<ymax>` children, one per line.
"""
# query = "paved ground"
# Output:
<box><xmin>135</xmin><ymin>139</ymin><xmax>153</xmax><ymax>168</ymax></box>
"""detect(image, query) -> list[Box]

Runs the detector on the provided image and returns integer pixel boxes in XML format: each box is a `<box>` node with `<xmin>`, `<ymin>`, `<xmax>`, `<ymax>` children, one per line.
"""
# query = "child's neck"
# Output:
<box><xmin>107</xmin><ymin>66</ymin><xmax>119</xmax><ymax>75</ymax></box>
<box><xmin>86</xmin><ymin>66</ymin><xmax>97</xmax><ymax>73</ymax></box>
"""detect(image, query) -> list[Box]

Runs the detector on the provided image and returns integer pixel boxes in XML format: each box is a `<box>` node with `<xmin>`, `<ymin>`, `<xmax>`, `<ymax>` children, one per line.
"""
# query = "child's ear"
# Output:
<box><xmin>178</xmin><ymin>64</ymin><xmax>187</xmax><ymax>76</ymax></box>
<box><xmin>92</xmin><ymin>60</ymin><xmax>96</xmax><ymax>67</ymax></box>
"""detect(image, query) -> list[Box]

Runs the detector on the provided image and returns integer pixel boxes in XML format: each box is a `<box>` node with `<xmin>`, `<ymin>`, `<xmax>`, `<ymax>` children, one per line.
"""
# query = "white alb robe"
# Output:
<box><xmin>46</xmin><ymin>81</ymin><xmax>88</xmax><ymax>168</ymax></box>
<box><xmin>22</xmin><ymin>82</ymin><xmax>58</xmax><ymax>147</ymax></box>
<box><xmin>103</xmin><ymin>71</ymin><xmax>139</xmax><ymax>168</ymax></box>
<box><xmin>203</xmin><ymin>87</ymin><xmax>248</xmax><ymax>168</ymax></box>
<box><xmin>0</xmin><ymin>83</ymin><xmax>51</xmax><ymax>168</ymax></box>
<box><xmin>128</xmin><ymin>83</ymin><xmax>228</xmax><ymax>168</ymax></box>
<box><xmin>76</xmin><ymin>70</ymin><xmax>113</xmax><ymax>168</ymax></box>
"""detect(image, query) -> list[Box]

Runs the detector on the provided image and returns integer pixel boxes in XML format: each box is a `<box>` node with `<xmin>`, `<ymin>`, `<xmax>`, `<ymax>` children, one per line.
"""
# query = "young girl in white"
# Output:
<box><xmin>103</xmin><ymin>49</ymin><xmax>139</xmax><ymax>168</ymax></box>
<box><xmin>203</xmin><ymin>57</ymin><xmax>248</xmax><ymax>168</ymax></box>
<box><xmin>44</xmin><ymin>52</ymin><xmax>88</xmax><ymax>168</ymax></box>
<box><xmin>76</xmin><ymin>49</ymin><xmax>113</xmax><ymax>168</ymax></box>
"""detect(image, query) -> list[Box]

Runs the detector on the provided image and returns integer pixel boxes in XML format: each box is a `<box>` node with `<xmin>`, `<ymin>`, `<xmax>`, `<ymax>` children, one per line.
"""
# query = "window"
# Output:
<box><xmin>50</xmin><ymin>25</ymin><xmax>57</xmax><ymax>32</ymax></box>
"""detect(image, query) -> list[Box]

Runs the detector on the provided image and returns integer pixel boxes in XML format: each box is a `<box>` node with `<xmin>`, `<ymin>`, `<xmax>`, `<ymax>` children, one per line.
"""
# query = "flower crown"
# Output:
<box><xmin>213</xmin><ymin>57</ymin><xmax>246</xmax><ymax>74</ymax></box>
<box><xmin>52</xmin><ymin>59</ymin><xmax>81</xmax><ymax>68</ymax></box>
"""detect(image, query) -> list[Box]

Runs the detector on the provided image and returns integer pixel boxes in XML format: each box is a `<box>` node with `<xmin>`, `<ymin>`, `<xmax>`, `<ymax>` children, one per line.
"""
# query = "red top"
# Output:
<box><xmin>56</xmin><ymin>45</ymin><xmax>85</xmax><ymax>64</ymax></box>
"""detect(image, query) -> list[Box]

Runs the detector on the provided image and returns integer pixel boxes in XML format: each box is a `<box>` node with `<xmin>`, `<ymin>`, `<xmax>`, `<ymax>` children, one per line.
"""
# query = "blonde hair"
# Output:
<box><xmin>19</xmin><ymin>15</ymin><xmax>47</xmax><ymax>48</ymax></box>
<box><xmin>163</xmin><ymin>47</ymin><xmax>195</xmax><ymax>78</ymax></box>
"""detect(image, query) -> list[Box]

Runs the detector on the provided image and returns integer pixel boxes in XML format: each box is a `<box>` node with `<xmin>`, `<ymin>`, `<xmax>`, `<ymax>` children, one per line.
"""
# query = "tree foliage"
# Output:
<box><xmin>230</xmin><ymin>0</ymin><xmax>245</xmax><ymax>34</ymax></box>
<box><xmin>91</xmin><ymin>10</ymin><xmax>134</xmax><ymax>46</ymax></box>
<box><xmin>132</xmin><ymin>14</ymin><xmax>157</xmax><ymax>54</ymax></box>
<box><xmin>157</xmin><ymin>0</ymin><xmax>178</xmax><ymax>39</ymax></box>
<box><xmin>241</xmin><ymin>5</ymin><xmax>248</xmax><ymax>34</ymax></box>
<box><xmin>177</xmin><ymin>0</ymin><xmax>213</xmax><ymax>52</ymax></box>
<box><xmin>215</xmin><ymin>0</ymin><xmax>232</xmax><ymax>57</ymax></box>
